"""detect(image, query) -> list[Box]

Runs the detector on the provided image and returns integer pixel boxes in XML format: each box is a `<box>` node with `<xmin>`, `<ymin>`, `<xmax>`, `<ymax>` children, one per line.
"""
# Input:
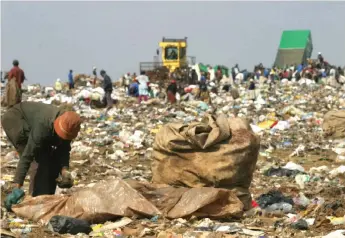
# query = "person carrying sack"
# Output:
<box><xmin>5</xmin><ymin>60</ymin><xmax>25</xmax><ymax>108</ymax></box>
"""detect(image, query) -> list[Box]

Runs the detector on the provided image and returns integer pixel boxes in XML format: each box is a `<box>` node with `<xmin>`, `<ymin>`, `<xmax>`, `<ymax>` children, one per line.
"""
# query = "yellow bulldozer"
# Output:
<box><xmin>139</xmin><ymin>37</ymin><xmax>196</xmax><ymax>83</ymax></box>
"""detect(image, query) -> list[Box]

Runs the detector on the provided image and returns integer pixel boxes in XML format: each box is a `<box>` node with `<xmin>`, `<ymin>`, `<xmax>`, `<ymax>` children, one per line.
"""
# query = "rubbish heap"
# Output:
<box><xmin>1</xmin><ymin>74</ymin><xmax>345</xmax><ymax>238</ymax></box>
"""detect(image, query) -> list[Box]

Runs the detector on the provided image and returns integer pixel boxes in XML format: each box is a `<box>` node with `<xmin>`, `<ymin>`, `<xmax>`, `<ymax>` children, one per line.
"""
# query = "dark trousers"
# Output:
<box><xmin>16</xmin><ymin>146</ymin><xmax>61</xmax><ymax>197</ymax></box>
<box><xmin>102</xmin><ymin>91</ymin><xmax>113</xmax><ymax>108</ymax></box>
<box><xmin>28</xmin><ymin>160</ymin><xmax>60</xmax><ymax>197</ymax></box>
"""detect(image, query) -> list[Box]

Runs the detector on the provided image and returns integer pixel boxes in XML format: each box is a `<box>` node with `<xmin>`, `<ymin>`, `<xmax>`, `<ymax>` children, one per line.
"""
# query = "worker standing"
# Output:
<box><xmin>100</xmin><ymin>69</ymin><xmax>113</xmax><ymax>110</ymax></box>
<box><xmin>197</xmin><ymin>76</ymin><xmax>211</xmax><ymax>104</ymax></box>
<box><xmin>68</xmin><ymin>70</ymin><xmax>74</xmax><ymax>90</ymax></box>
<box><xmin>248</xmin><ymin>78</ymin><xmax>256</xmax><ymax>101</ymax></box>
<box><xmin>92</xmin><ymin>67</ymin><xmax>97</xmax><ymax>87</ymax></box>
<box><xmin>128</xmin><ymin>79</ymin><xmax>139</xmax><ymax>97</ymax></box>
<box><xmin>136</xmin><ymin>71</ymin><xmax>150</xmax><ymax>103</ymax></box>
<box><xmin>54</xmin><ymin>78</ymin><xmax>63</xmax><ymax>93</ymax></box>
<box><xmin>132</xmin><ymin>73</ymin><xmax>137</xmax><ymax>81</ymax></box>
<box><xmin>166</xmin><ymin>80</ymin><xmax>177</xmax><ymax>104</ymax></box>
<box><xmin>6</xmin><ymin>60</ymin><xmax>25</xmax><ymax>108</ymax></box>
<box><xmin>124</xmin><ymin>72</ymin><xmax>131</xmax><ymax>93</ymax></box>
<box><xmin>1</xmin><ymin>102</ymin><xmax>81</xmax><ymax>210</ymax></box>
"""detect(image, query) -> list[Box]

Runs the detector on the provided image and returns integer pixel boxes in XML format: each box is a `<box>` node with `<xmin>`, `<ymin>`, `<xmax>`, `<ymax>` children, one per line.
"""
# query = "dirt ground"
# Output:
<box><xmin>1</xmin><ymin>146</ymin><xmax>344</xmax><ymax>237</ymax></box>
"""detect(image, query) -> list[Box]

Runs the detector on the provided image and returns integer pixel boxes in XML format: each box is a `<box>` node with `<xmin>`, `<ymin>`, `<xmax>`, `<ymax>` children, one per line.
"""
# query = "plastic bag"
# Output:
<box><xmin>256</xmin><ymin>190</ymin><xmax>294</xmax><ymax>209</ymax></box>
<box><xmin>91</xmin><ymin>93</ymin><xmax>101</xmax><ymax>101</ymax></box>
<box><xmin>295</xmin><ymin>174</ymin><xmax>310</xmax><ymax>189</ymax></box>
<box><xmin>176</xmin><ymin>93</ymin><xmax>181</xmax><ymax>101</ymax></box>
<box><xmin>264</xmin><ymin>167</ymin><xmax>302</xmax><ymax>178</ymax></box>
<box><xmin>47</xmin><ymin>216</ymin><xmax>92</xmax><ymax>235</ymax></box>
<box><xmin>283</xmin><ymin>162</ymin><xmax>305</xmax><ymax>172</ymax></box>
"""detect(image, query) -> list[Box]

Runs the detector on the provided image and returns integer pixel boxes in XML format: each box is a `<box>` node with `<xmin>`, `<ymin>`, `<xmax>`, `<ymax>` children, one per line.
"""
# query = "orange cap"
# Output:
<box><xmin>54</xmin><ymin>111</ymin><xmax>81</xmax><ymax>140</ymax></box>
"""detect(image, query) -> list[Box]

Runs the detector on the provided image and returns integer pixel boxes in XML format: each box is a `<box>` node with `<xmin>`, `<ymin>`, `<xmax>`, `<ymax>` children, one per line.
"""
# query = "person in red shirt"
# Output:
<box><xmin>283</xmin><ymin>70</ymin><xmax>289</xmax><ymax>79</ymax></box>
<box><xmin>8</xmin><ymin>60</ymin><xmax>25</xmax><ymax>89</ymax></box>
<box><xmin>5</xmin><ymin>60</ymin><xmax>25</xmax><ymax>107</ymax></box>
<box><xmin>216</xmin><ymin>67</ymin><xmax>222</xmax><ymax>81</ymax></box>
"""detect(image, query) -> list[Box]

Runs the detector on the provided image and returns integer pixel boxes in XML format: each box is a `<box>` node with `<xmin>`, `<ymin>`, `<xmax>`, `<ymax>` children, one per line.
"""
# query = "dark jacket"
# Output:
<box><xmin>199</xmin><ymin>81</ymin><xmax>208</xmax><ymax>92</ymax></box>
<box><xmin>1</xmin><ymin>102</ymin><xmax>71</xmax><ymax>186</ymax></box>
<box><xmin>129</xmin><ymin>82</ymin><xmax>139</xmax><ymax>97</ymax></box>
<box><xmin>167</xmin><ymin>83</ymin><xmax>177</xmax><ymax>95</ymax></box>
<box><xmin>103</xmin><ymin>74</ymin><xmax>113</xmax><ymax>92</ymax></box>
<box><xmin>68</xmin><ymin>72</ymin><xmax>73</xmax><ymax>85</ymax></box>
<box><xmin>191</xmin><ymin>71</ymin><xmax>198</xmax><ymax>84</ymax></box>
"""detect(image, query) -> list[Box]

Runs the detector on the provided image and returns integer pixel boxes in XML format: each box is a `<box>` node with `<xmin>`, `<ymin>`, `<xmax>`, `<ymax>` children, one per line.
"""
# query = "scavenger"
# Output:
<box><xmin>2</xmin><ymin>102</ymin><xmax>82</xmax><ymax>209</ymax></box>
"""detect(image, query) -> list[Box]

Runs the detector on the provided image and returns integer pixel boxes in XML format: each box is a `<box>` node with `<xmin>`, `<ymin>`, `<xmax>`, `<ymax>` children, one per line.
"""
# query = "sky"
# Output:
<box><xmin>1</xmin><ymin>1</ymin><xmax>345</xmax><ymax>86</ymax></box>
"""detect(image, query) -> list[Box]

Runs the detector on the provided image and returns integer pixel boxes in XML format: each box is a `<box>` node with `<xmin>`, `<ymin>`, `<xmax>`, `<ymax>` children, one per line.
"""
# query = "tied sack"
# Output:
<box><xmin>151</xmin><ymin>114</ymin><xmax>260</xmax><ymax>210</ymax></box>
<box><xmin>322</xmin><ymin>110</ymin><xmax>345</xmax><ymax>138</ymax></box>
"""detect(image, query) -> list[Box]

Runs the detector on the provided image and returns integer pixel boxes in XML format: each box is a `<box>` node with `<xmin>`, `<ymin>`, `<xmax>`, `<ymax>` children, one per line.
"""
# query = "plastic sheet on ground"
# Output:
<box><xmin>12</xmin><ymin>178</ymin><xmax>244</xmax><ymax>225</ymax></box>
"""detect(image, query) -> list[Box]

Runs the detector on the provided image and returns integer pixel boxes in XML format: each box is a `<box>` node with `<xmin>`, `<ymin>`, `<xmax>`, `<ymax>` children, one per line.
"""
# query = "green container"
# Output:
<box><xmin>198</xmin><ymin>63</ymin><xmax>209</xmax><ymax>73</ymax></box>
<box><xmin>199</xmin><ymin>64</ymin><xmax>229</xmax><ymax>77</ymax></box>
<box><xmin>275</xmin><ymin>30</ymin><xmax>313</xmax><ymax>67</ymax></box>
<box><xmin>279</xmin><ymin>30</ymin><xmax>311</xmax><ymax>49</ymax></box>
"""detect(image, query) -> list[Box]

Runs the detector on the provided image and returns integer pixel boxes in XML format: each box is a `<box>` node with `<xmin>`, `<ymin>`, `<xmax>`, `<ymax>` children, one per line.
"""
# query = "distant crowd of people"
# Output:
<box><xmin>231</xmin><ymin>53</ymin><xmax>345</xmax><ymax>85</ymax></box>
<box><xmin>4</xmin><ymin>53</ymin><xmax>345</xmax><ymax>110</ymax></box>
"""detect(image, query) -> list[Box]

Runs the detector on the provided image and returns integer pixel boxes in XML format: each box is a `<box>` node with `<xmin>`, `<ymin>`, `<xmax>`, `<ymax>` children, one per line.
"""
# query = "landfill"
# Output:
<box><xmin>1</xmin><ymin>63</ymin><xmax>345</xmax><ymax>238</ymax></box>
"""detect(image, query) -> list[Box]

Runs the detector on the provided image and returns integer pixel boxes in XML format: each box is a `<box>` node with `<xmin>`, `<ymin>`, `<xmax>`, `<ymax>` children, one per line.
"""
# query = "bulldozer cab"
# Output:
<box><xmin>139</xmin><ymin>37</ymin><xmax>196</xmax><ymax>84</ymax></box>
<box><xmin>159</xmin><ymin>37</ymin><xmax>188</xmax><ymax>72</ymax></box>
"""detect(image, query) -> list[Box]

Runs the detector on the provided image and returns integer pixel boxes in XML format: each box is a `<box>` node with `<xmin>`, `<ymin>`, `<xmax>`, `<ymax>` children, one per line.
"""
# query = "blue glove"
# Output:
<box><xmin>5</xmin><ymin>188</ymin><xmax>25</xmax><ymax>211</ymax></box>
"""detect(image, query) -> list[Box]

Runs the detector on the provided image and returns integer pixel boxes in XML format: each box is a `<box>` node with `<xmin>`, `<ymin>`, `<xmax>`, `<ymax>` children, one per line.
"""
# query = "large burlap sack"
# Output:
<box><xmin>4</xmin><ymin>78</ymin><xmax>21</xmax><ymax>107</ymax></box>
<box><xmin>151</xmin><ymin>114</ymin><xmax>260</xmax><ymax>209</ymax></box>
<box><xmin>12</xmin><ymin>179</ymin><xmax>243</xmax><ymax>224</ymax></box>
<box><xmin>322</xmin><ymin>110</ymin><xmax>345</xmax><ymax>138</ymax></box>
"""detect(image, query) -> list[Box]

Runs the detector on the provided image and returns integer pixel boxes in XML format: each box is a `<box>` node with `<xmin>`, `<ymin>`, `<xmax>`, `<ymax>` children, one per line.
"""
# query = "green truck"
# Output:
<box><xmin>274</xmin><ymin>30</ymin><xmax>313</xmax><ymax>68</ymax></box>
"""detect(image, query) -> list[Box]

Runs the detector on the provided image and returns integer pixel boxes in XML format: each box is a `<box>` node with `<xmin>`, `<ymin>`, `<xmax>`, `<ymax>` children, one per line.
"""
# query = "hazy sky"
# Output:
<box><xmin>1</xmin><ymin>1</ymin><xmax>345</xmax><ymax>85</ymax></box>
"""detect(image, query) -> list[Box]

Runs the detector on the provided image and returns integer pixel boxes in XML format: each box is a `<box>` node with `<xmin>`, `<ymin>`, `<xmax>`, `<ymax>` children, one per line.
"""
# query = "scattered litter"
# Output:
<box><xmin>2</xmin><ymin>58</ymin><xmax>345</xmax><ymax>237</ymax></box>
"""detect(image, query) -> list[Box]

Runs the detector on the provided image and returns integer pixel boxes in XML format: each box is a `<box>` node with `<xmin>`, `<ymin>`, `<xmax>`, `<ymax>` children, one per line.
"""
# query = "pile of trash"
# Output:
<box><xmin>1</xmin><ymin>75</ymin><xmax>345</xmax><ymax>238</ymax></box>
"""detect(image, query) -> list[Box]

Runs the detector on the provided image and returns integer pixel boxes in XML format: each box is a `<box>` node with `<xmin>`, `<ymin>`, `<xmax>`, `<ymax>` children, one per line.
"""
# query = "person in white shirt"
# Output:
<box><xmin>136</xmin><ymin>71</ymin><xmax>150</xmax><ymax>103</ymax></box>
